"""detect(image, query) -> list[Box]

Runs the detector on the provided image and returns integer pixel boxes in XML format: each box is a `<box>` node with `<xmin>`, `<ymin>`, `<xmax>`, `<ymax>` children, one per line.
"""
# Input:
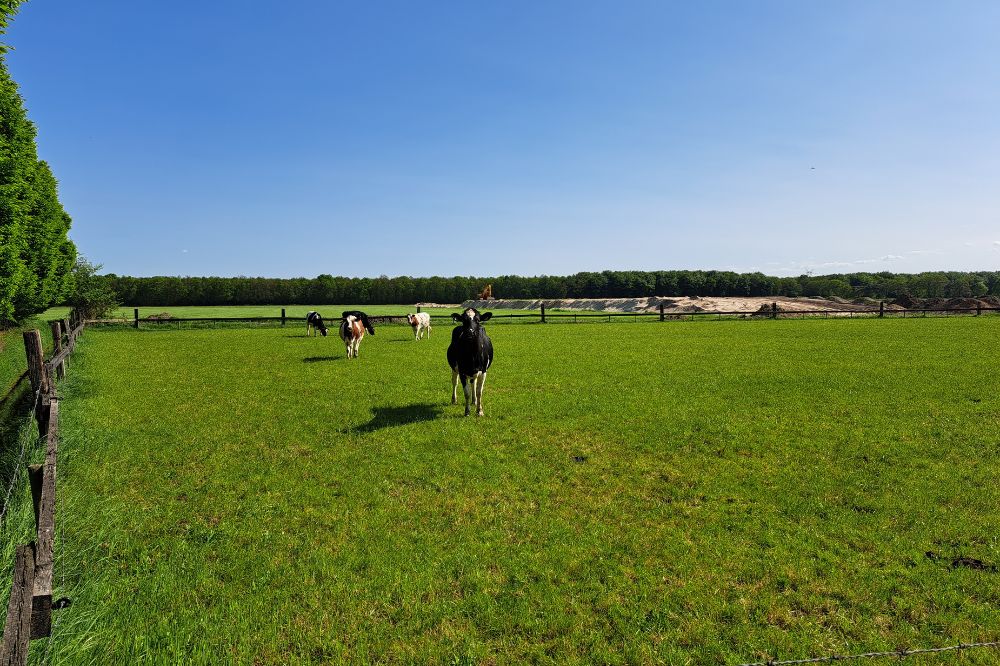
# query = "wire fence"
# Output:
<box><xmin>1</xmin><ymin>316</ymin><xmax>82</xmax><ymax>665</ymax></box>
<box><xmin>0</xmin><ymin>386</ymin><xmax>40</xmax><ymax>527</ymax></box>
<box><xmin>739</xmin><ymin>639</ymin><xmax>1000</xmax><ymax>665</ymax></box>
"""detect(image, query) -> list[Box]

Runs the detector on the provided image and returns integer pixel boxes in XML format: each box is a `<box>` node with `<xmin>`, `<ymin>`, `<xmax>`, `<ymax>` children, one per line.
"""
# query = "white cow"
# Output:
<box><xmin>406</xmin><ymin>312</ymin><xmax>432</xmax><ymax>340</ymax></box>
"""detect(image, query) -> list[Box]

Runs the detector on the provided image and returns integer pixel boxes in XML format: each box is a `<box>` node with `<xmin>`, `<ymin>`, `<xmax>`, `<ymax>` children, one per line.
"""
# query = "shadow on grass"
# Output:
<box><xmin>303</xmin><ymin>356</ymin><xmax>340</xmax><ymax>363</ymax></box>
<box><xmin>352</xmin><ymin>403</ymin><xmax>443</xmax><ymax>433</ymax></box>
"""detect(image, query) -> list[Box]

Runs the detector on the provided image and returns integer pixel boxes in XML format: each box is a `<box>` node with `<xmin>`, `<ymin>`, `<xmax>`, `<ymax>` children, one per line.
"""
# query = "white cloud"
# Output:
<box><xmin>880</xmin><ymin>254</ymin><xmax>903</xmax><ymax>261</ymax></box>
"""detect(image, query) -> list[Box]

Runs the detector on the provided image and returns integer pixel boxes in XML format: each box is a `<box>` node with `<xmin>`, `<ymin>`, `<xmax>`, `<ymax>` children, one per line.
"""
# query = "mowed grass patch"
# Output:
<box><xmin>47</xmin><ymin>319</ymin><xmax>1000</xmax><ymax>664</ymax></box>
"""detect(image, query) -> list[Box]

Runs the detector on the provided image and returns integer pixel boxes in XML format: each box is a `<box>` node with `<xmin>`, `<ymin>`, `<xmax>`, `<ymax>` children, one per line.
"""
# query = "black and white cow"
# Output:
<box><xmin>340</xmin><ymin>311</ymin><xmax>375</xmax><ymax>359</ymax></box>
<box><xmin>306</xmin><ymin>311</ymin><xmax>328</xmax><ymax>336</ymax></box>
<box><xmin>446</xmin><ymin>308</ymin><xmax>494</xmax><ymax>416</ymax></box>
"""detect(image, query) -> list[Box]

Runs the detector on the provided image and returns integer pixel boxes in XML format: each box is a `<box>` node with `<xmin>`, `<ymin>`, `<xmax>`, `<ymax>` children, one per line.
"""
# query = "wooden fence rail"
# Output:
<box><xmin>90</xmin><ymin>304</ymin><xmax>1000</xmax><ymax>329</ymax></box>
<box><xmin>0</xmin><ymin>312</ymin><xmax>84</xmax><ymax>665</ymax></box>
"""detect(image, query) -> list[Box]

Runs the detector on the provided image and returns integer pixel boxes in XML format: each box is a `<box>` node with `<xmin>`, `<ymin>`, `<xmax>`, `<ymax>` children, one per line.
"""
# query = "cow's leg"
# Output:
<box><xmin>474</xmin><ymin>372</ymin><xmax>487</xmax><ymax>417</ymax></box>
<box><xmin>426</xmin><ymin>324</ymin><xmax>430</xmax><ymax>338</ymax></box>
<box><xmin>451</xmin><ymin>369</ymin><xmax>459</xmax><ymax>404</ymax></box>
<box><xmin>414</xmin><ymin>326</ymin><xmax>419</xmax><ymax>340</ymax></box>
<box><xmin>345</xmin><ymin>340</ymin><xmax>352</xmax><ymax>358</ymax></box>
<box><xmin>461</xmin><ymin>375</ymin><xmax>471</xmax><ymax>416</ymax></box>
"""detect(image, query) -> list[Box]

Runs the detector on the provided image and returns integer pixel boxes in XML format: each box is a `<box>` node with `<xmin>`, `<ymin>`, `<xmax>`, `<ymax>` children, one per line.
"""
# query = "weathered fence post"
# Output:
<box><xmin>1</xmin><ymin>542</ymin><xmax>36</xmax><ymax>665</ymax></box>
<box><xmin>134</xmin><ymin>308</ymin><xmax>139</xmax><ymax>329</ymax></box>
<box><xmin>22</xmin><ymin>330</ymin><xmax>50</xmax><ymax>436</ymax></box>
<box><xmin>27</xmin><ymin>464</ymin><xmax>43</xmax><ymax>533</ymax></box>
<box><xmin>659</xmin><ymin>302</ymin><xmax>665</xmax><ymax>322</ymax></box>
<box><xmin>30</xmin><ymin>401</ymin><xmax>57</xmax><ymax>640</ymax></box>
<box><xmin>771</xmin><ymin>302</ymin><xmax>778</xmax><ymax>319</ymax></box>
<box><xmin>281</xmin><ymin>308</ymin><xmax>286</xmax><ymax>327</ymax></box>
<box><xmin>49</xmin><ymin>321</ymin><xmax>65</xmax><ymax>380</ymax></box>
<box><xmin>879</xmin><ymin>301</ymin><xmax>884</xmax><ymax>318</ymax></box>
<box><xmin>416</xmin><ymin>305</ymin><xmax>421</xmax><ymax>313</ymax></box>
<box><xmin>977</xmin><ymin>303</ymin><xmax>982</xmax><ymax>316</ymax></box>
<box><xmin>541</xmin><ymin>303</ymin><xmax>546</xmax><ymax>323</ymax></box>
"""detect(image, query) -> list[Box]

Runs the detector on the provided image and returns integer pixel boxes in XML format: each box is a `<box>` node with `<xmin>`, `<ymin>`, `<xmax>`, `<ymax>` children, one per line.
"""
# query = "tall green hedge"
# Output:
<box><xmin>0</xmin><ymin>0</ymin><xmax>76</xmax><ymax>326</ymax></box>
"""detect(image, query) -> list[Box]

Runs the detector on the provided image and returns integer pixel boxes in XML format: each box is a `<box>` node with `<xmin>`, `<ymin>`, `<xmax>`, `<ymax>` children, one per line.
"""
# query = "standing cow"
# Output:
<box><xmin>447</xmin><ymin>308</ymin><xmax>494</xmax><ymax>416</ymax></box>
<box><xmin>406</xmin><ymin>312</ymin><xmax>432</xmax><ymax>340</ymax></box>
<box><xmin>305</xmin><ymin>311</ymin><xmax>328</xmax><ymax>336</ymax></box>
<box><xmin>340</xmin><ymin>311</ymin><xmax>375</xmax><ymax>359</ymax></box>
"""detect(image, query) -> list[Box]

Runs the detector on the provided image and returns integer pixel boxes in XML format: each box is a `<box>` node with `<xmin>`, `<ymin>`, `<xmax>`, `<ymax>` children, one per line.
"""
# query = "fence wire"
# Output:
<box><xmin>739</xmin><ymin>640</ymin><xmax>1000</xmax><ymax>665</ymax></box>
<box><xmin>0</xmin><ymin>385</ymin><xmax>42</xmax><ymax>526</ymax></box>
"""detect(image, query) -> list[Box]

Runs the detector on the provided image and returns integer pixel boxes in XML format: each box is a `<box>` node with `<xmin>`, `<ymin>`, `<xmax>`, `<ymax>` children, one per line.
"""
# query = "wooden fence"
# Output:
<box><xmin>1</xmin><ymin>311</ymin><xmax>84</xmax><ymax>665</ymax></box>
<box><xmin>82</xmin><ymin>303</ymin><xmax>1000</xmax><ymax>329</ymax></box>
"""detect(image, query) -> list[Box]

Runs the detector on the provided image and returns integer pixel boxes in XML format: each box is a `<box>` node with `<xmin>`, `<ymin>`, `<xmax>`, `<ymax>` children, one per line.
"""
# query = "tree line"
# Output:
<box><xmin>0</xmin><ymin>0</ymin><xmax>76</xmax><ymax>326</ymax></box>
<box><xmin>104</xmin><ymin>270</ymin><xmax>1000</xmax><ymax>307</ymax></box>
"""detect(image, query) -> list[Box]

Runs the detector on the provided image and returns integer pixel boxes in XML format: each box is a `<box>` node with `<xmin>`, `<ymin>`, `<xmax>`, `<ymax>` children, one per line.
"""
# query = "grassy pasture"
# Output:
<box><xmin>32</xmin><ymin>318</ymin><xmax>1000</xmax><ymax>664</ymax></box>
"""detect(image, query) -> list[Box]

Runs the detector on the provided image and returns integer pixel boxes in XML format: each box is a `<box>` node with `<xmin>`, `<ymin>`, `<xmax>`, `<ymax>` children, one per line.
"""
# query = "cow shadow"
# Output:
<box><xmin>303</xmin><ymin>356</ymin><xmax>340</xmax><ymax>363</ymax></box>
<box><xmin>351</xmin><ymin>403</ymin><xmax>442</xmax><ymax>433</ymax></box>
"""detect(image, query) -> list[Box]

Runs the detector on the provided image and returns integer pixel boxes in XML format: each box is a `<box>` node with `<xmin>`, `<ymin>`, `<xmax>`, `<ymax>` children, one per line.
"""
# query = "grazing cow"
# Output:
<box><xmin>340</xmin><ymin>311</ymin><xmax>375</xmax><ymax>359</ymax></box>
<box><xmin>446</xmin><ymin>308</ymin><xmax>494</xmax><ymax>416</ymax></box>
<box><xmin>406</xmin><ymin>312</ymin><xmax>432</xmax><ymax>340</ymax></box>
<box><xmin>306</xmin><ymin>311</ymin><xmax>328</xmax><ymax>337</ymax></box>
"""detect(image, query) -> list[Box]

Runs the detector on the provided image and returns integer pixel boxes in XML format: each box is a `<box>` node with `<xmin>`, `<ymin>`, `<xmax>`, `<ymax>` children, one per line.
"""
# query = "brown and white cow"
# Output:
<box><xmin>406</xmin><ymin>312</ymin><xmax>432</xmax><ymax>340</ymax></box>
<box><xmin>339</xmin><ymin>311</ymin><xmax>375</xmax><ymax>359</ymax></box>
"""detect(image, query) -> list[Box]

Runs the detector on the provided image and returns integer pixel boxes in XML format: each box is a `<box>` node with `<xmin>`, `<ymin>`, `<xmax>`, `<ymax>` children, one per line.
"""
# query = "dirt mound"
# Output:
<box><xmin>144</xmin><ymin>312</ymin><xmax>174</xmax><ymax>320</ymax></box>
<box><xmin>751</xmin><ymin>303</ymin><xmax>784</xmax><ymax>317</ymax></box>
<box><xmin>981</xmin><ymin>295</ymin><xmax>1000</xmax><ymax>307</ymax></box>
<box><xmin>892</xmin><ymin>296</ymin><xmax>996</xmax><ymax>311</ymax></box>
<box><xmin>893</xmin><ymin>294</ymin><xmax>920</xmax><ymax>309</ymax></box>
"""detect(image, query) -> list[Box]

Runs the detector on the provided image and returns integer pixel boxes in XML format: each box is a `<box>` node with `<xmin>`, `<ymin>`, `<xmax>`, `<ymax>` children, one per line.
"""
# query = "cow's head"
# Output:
<box><xmin>319</xmin><ymin>326</ymin><xmax>328</xmax><ymax>337</ymax></box>
<box><xmin>452</xmin><ymin>308</ymin><xmax>492</xmax><ymax>335</ymax></box>
<box><xmin>406</xmin><ymin>314</ymin><xmax>416</xmax><ymax>326</ymax></box>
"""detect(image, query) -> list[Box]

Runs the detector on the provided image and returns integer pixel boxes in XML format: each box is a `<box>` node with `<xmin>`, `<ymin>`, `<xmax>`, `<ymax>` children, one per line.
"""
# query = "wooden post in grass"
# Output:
<box><xmin>49</xmin><ymin>322</ymin><xmax>64</xmax><ymax>380</ymax></box>
<box><xmin>659</xmin><ymin>302</ymin><xmax>665</xmax><ymax>322</ymax></box>
<box><xmin>23</xmin><ymin>330</ymin><xmax>47</xmax><ymax>396</ymax></box>
<box><xmin>27</xmin><ymin>464</ymin><xmax>43</xmax><ymax>532</ymax></box>
<box><xmin>30</xmin><ymin>401</ymin><xmax>57</xmax><ymax>640</ymax></box>
<box><xmin>281</xmin><ymin>308</ymin><xmax>286</xmax><ymax>326</ymax></box>
<box><xmin>977</xmin><ymin>302</ymin><xmax>982</xmax><ymax>316</ymax></box>
<box><xmin>771</xmin><ymin>302</ymin><xmax>777</xmax><ymax>319</ymax></box>
<box><xmin>879</xmin><ymin>301</ymin><xmax>884</xmax><ymax>318</ymax></box>
<box><xmin>416</xmin><ymin>305</ymin><xmax>421</xmax><ymax>313</ymax></box>
<box><xmin>1</xmin><ymin>542</ymin><xmax>36</xmax><ymax>665</ymax></box>
<box><xmin>541</xmin><ymin>303</ymin><xmax>546</xmax><ymax>323</ymax></box>
<box><xmin>134</xmin><ymin>308</ymin><xmax>139</xmax><ymax>329</ymax></box>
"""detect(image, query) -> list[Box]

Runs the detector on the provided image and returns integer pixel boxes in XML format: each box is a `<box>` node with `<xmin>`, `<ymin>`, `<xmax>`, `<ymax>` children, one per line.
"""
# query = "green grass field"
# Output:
<box><xmin>19</xmin><ymin>318</ymin><xmax>1000</xmax><ymax>664</ymax></box>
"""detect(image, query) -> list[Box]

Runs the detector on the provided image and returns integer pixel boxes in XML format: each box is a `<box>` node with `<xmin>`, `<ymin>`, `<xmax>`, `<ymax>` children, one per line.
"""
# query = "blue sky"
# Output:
<box><xmin>7</xmin><ymin>1</ymin><xmax>1000</xmax><ymax>278</ymax></box>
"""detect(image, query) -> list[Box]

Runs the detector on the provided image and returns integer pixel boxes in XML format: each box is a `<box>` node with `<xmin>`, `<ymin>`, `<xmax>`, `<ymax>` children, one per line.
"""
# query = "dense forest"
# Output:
<box><xmin>105</xmin><ymin>270</ymin><xmax>1000</xmax><ymax>306</ymax></box>
<box><xmin>0</xmin><ymin>0</ymin><xmax>76</xmax><ymax>325</ymax></box>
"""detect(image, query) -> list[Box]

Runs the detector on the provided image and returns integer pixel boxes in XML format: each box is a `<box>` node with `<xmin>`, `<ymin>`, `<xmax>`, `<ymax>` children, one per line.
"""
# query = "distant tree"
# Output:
<box><xmin>68</xmin><ymin>257</ymin><xmax>118</xmax><ymax>319</ymax></box>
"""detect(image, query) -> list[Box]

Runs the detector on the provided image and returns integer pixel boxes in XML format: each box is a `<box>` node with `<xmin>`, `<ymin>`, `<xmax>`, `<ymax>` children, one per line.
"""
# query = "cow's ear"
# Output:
<box><xmin>451</xmin><ymin>313</ymin><xmax>463</xmax><ymax>322</ymax></box>
<box><xmin>480</xmin><ymin>312</ymin><xmax>492</xmax><ymax>321</ymax></box>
